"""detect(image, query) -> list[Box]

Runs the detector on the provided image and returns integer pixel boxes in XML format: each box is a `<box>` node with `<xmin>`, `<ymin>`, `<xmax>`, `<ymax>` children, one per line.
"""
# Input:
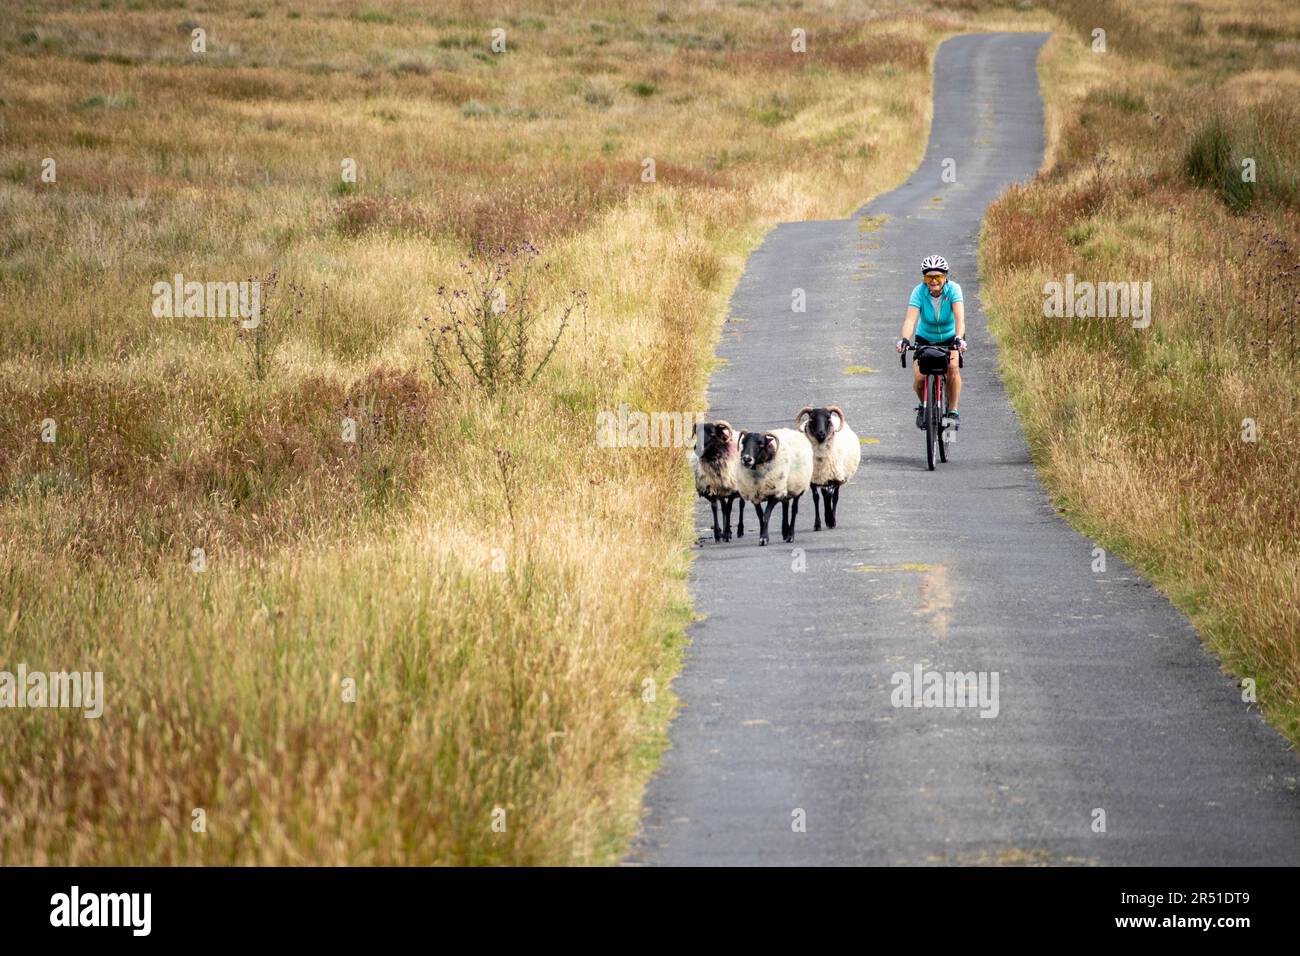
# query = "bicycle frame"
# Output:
<box><xmin>926</xmin><ymin>374</ymin><xmax>944</xmax><ymax>417</ymax></box>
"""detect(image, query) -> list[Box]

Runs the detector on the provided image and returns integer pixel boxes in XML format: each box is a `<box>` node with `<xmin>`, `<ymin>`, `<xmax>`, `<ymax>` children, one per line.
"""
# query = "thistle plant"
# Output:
<box><xmin>424</xmin><ymin>241</ymin><xmax>585</xmax><ymax>396</ymax></box>
<box><xmin>235</xmin><ymin>270</ymin><xmax>299</xmax><ymax>383</ymax></box>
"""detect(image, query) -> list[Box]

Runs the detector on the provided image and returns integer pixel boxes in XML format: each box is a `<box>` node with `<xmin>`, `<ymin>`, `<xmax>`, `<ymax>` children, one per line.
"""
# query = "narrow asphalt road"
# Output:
<box><xmin>629</xmin><ymin>32</ymin><xmax>1300</xmax><ymax>866</ymax></box>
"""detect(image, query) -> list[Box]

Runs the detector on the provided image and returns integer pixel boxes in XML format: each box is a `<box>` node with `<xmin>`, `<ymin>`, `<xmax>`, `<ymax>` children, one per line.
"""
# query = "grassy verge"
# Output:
<box><xmin>982</xmin><ymin>0</ymin><xmax>1300</xmax><ymax>745</ymax></box>
<box><xmin>0</xmin><ymin>0</ymin><xmax>1051</xmax><ymax>864</ymax></box>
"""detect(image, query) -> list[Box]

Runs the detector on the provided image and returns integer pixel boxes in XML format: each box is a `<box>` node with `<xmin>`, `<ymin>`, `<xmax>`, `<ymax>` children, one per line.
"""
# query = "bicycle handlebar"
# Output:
<box><xmin>899</xmin><ymin>342</ymin><xmax>965</xmax><ymax>369</ymax></box>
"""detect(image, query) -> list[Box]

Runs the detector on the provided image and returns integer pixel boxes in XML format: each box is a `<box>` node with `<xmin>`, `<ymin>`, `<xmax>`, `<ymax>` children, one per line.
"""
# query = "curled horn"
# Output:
<box><xmin>714</xmin><ymin>419</ymin><xmax>732</xmax><ymax>434</ymax></box>
<box><xmin>795</xmin><ymin>406</ymin><xmax>814</xmax><ymax>432</ymax></box>
<box><xmin>827</xmin><ymin>405</ymin><xmax>846</xmax><ymax>433</ymax></box>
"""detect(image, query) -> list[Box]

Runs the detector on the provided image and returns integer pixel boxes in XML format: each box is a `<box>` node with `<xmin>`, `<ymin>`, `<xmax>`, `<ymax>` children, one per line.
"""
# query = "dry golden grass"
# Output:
<box><xmin>0</xmin><ymin>0</ymin><xmax>1055</xmax><ymax>864</ymax></box>
<box><xmin>983</xmin><ymin>0</ymin><xmax>1300</xmax><ymax>744</ymax></box>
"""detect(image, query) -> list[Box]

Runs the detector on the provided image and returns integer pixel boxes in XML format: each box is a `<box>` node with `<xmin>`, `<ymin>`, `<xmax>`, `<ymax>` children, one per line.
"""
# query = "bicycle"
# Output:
<box><xmin>900</xmin><ymin>342</ymin><xmax>963</xmax><ymax>471</ymax></box>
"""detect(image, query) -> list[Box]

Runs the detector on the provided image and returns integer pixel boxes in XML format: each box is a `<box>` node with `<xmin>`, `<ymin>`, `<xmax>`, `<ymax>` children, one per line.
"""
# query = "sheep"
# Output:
<box><xmin>796</xmin><ymin>405</ymin><xmax>861</xmax><ymax>531</ymax></box>
<box><xmin>735</xmin><ymin>427</ymin><xmax>814</xmax><ymax>546</ymax></box>
<box><xmin>693</xmin><ymin>420</ymin><xmax>745</xmax><ymax>542</ymax></box>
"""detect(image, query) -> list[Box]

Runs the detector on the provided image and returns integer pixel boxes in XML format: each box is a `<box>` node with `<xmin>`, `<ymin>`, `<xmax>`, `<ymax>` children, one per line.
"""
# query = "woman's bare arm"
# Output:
<box><xmin>901</xmin><ymin>305</ymin><xmax>920</xmax><ymax>340</ymax></box>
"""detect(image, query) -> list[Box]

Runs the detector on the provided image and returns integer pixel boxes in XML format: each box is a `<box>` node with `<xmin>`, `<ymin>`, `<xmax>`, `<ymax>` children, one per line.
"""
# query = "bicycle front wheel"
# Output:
<box><xmin>925</xmin><ymin>379</ymin><xmax>937</xmax><ymax>471</ymax></box>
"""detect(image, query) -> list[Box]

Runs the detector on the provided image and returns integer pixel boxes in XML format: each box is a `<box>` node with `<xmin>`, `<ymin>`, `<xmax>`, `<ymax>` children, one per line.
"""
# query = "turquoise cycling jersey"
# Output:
<box><xmin>909</xmin><ymin>280</ymin><xmax>963</xmax><ymax>340</ymax></box>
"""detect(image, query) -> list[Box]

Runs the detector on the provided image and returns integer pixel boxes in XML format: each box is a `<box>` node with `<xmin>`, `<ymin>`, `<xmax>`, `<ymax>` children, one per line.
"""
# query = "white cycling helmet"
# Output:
<box><xmin>921</xmin><ymin>255</ymin><xmax>949</xmax><ymax>274</ymax></box>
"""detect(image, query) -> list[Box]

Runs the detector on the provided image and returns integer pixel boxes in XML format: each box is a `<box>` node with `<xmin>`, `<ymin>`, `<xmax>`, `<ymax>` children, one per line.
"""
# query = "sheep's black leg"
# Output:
<box><xmin>789</xmin><ymin>492</ymin><xmax>801</xmax><ymax>542</ymax></box>
<box><xmin>736</xmin><ymin>499</ymin><xmax>745</xmax><ymax>537</ymax></box>
<box><xmin>824</xmin><ymin>486</ymin><xmax>836</xmax><ymax>529</ymax></box>
<box><xmin>829</xmin><ymin>485</ymin><xmax>841</xmax><ymax>528</ymax></box>
<box><xmin>720</xmin><ymin>496</ymin><xmax>733</xmax><ymax>542</ymax></box>
<box><xmin>709</xmin><ymin>498</ymin><xmax>721</xmax><ymax>542</ymax></box>
<box><xmin>812</xmin><ymin>484</ymin><xmax>822</xmax><ymax>531</ymax></box>
<box><xmin>781</xmin><ymin>498</ymin><xmax>791</xmax><ymax>542</ymax></box>
<box><xmin>760</xmin><ymin>499</ymin><xmax>777</xmax><ymax>546</ymax></box>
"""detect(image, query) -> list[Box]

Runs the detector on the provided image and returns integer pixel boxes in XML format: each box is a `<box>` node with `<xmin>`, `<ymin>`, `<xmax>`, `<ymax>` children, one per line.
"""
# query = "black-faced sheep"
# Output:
<box><xmin>796</xmin><ymin>405</ymin><xmax>861</xmax><ymax>531</ymax></box>
<box><xmin>693</xmin><ymin>420</ymin><xmax>745</xmax><ymax>542</ymax></box>
<box><xmin>736</xmin><ymin>428</ymin><xmax>814</xmax><ymax>546</ymax></box>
